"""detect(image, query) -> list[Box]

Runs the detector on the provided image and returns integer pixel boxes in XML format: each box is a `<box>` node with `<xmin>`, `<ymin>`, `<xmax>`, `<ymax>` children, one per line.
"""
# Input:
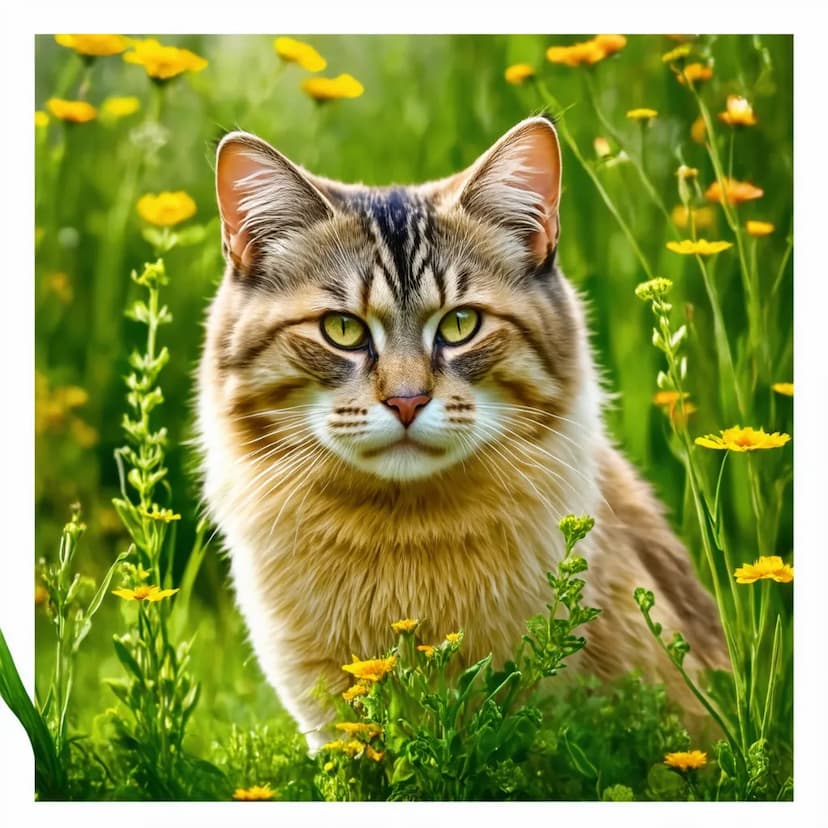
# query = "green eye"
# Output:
<box><xmin>321</xmin><ymin>313</ymin><xmax>369</xmax><ymax>350</ymax></box>
<box><xmin>438</xmin><ymin>307</ymin><xmax>481</xmax><ymax>345</ymax></box>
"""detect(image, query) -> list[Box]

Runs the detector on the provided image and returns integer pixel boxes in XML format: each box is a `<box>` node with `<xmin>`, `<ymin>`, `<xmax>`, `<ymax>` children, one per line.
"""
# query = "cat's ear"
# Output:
<box><xmin>453</xmin><ymin>117</ymin><xmax>562</xmax><ymax>263</ymax></box>
<box><xmin>215</xmin><ymin>131</ymin><xmax>334</xmax><ymax>271</ymax></box>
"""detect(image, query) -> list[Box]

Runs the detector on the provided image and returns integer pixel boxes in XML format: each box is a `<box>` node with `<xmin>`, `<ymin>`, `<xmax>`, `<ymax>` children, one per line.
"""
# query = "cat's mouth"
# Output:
<box><xmin>361</xmin><ymin>435</ymin><xmax>446</xmax><ymax>459</ymax></box>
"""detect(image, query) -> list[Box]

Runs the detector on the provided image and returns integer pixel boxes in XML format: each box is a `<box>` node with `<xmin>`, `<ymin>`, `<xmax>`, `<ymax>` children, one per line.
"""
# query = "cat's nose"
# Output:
<box><xmin>382</xmin><ymin>394</ymin><xmax>432</xmax><ymax>427</ymax></box>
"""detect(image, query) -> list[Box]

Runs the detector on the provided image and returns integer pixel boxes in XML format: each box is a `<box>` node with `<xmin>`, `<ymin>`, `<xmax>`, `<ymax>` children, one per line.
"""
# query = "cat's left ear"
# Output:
<box><xmin>453</xmin><ymin>116</ymin><xmax>562</xmax><ymax>263</ymax></box>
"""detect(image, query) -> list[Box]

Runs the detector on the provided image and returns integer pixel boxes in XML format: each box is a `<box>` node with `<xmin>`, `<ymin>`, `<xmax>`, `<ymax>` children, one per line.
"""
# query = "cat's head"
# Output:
<box><xmin>209</xmin><ymin>117</ymin><xmax>589</xmax><ymax>483</ymax></box>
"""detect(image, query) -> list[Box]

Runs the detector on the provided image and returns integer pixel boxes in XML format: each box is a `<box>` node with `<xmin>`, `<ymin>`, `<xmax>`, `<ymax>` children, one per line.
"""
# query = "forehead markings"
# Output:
<box><xmin>351</xmin><ymin>188</ymin><xmax>437</xmax><ymax>308</ymax></box>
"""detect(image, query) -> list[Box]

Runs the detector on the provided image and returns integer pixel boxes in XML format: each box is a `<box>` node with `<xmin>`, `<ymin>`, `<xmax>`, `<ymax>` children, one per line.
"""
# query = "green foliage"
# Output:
<box><xmin>23</xmin><ymin>33</ymin><xmax>793</xmax><ymax>802</ymax></box>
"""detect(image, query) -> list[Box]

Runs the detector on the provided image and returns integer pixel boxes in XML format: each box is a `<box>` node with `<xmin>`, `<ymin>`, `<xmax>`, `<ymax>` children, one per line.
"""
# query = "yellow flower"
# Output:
<box><xmin>677</xmin><ymin>62</ymin><xmax>714</xmax><ymax>85</ymax></box>
<box><xmin>504</xmin><ymin>63</ymin><xmax>535</xmax><ymax>85</ymax></box>
<box><xmin>718</xmin><ymin>96</ymin><xmax>758</xmax><ymax>127</ymax></box>
<box><xmin>342</xmin><ymin>683</ymin><xmax>369</xmax><ymax>702</ymax></box>
<box><xmin>136</xmin><ymin>191</ymin><xmax>197</xmax><ymax>226</ymax></box>
<box><xmin>323</xmin><ymin>761</ymin><xmax>335</xmax><ymax>773</ymax></box>
<box><xmin>301</xmin><ymin>74</ymin><xmax>364</xmax><ymax>101</ymax></box>
<box><xmin>35</xmin><ymin>111</ymin><xmax>49</xmax><ymax>128</ymax></box>
<box><xmin>445</xmin><ymin>632</ymin><xmax>463</xmax><ymax>645</ymax></box>
<box><xmin>694</xmin><ymin>425</ymin><xmax>791</xmax><ymax>452</ymax></box>
<box><xmin>664</xmin><ymin>750</ymin><xmax>707</xmax><ymax>771</ymax></box>
<box><xmin>102</xmin><ymin>96</ymin><xmax>141</xmax><ymax>118</ymax></box>
<box><xmin>626</xmin><ymin>108</ymin><xmax>658</xmax><ymax>120</ymax></box>
<box><xmin>365</xmin><ymin>746</ymin><xmax>385</xmax><ymax>763</ymax></box>
<box><xmin>274</xmin><ymin>37</ymin><xmax>327</xmax><ymax>72</ymax></box>
<box><xmin>46</xmin><ymin>98</ymin><xmax>97</xmax><ymax>123</ymax></box>
<box><xmin>55</xmin><ymin>34</ymin><xmax>129</xmax><ymax>57</ymax></box>
<box><xmin>232</xmin><ymin>784</ymin><xmax>275</xmax><ymax>800</ymax></box>
<box><xmin>139</xmin><ymin>506</ymin><xmax>182</xmax><ymax>523</ymax></box>
<box><xmin>671</xmin><ymin>205</ymin><xmax>716</xmax><ymax>231</ymax></box>
<box><xmin>546</xmin><ymin>35</ymin><xmax>626</xmax><ymax>67</ymax></box>
<box><xmin>653</xmin><ymin>391</ymin><xmax>697</xmax><ymax>426</ymax></box>
<box><xmin>705</xmin><ymin>178</ymin><xmax>764</xmax><ymax>206</ymax></box>
<box><xmin>322</xmin><ymin>739</ymin><xmax>367</xmax><ymax>758</ymax></box>
<box><xmin>666</xmin><ymin>239</ymin><xmax>733</xmax><ymax>255</ymax></box>
<box><xmin>341</xmin><ymin>655</ymin><xmax>396</xmax><ymax>683</ymax></box>
<box><xmin>662</xmin><ymin>44</ymin><xmax>692</xmax><ymax>63</ymax></box>
<box><xmin>746</xmin><ymin>220</ymin><xmax>775</xmax><ymax>237</ymax></box>
<box><xmin>676</xmin><ymin>165</ymin><xmax>698</xmax><ymax>180</ymax></box>
<box><xmin>416</xmin><ymin>644</ymin><xmax>436</xmax><ymax>657</ymax></box>
<box><xmin>35</xmin><ymin>585</ymin><xmax>49</xmax><ymax>606</ymax></box>
<box><xmin>112</xmin><ymin>585</ymin><xmax>180</xmax><ymax>602</ymax></box>
<box><xmin>123</xmin><ymin>38</ymin><xmax>208</xmax><ymax>81</ymax></box>
<box><xmin>690</xmin><ymin>115</ymin><xmax>707</xmax><ymax>144</ymax></box>
<box><xmin>335</xmin><ymin>722</ymin><xmax>382</xmax><ymax>739</ymax></box>
<box><xmin>390</xmin><ymin>618</ymin><xmax>419</xmax><ymax>634</ymax></box>
<box><xmin>734</xmin><ymin>555</ymin><xmax>793</xmax><ymax>584</ymax></box>
<box><xmin>653</xmin><ymin>391</ymin><xmax>688</xmax><ymax>408</ymax></box>
<box><xmin>772</xmin><ymin>382</ymin><xmax>793</xmax><ymax>397</ymax></box>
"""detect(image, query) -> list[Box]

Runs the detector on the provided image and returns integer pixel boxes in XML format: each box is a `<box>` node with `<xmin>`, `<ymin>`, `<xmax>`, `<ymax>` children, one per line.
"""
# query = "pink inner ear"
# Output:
<box><xmin>216</xmin><ymin>142</ymin><xmax>263</xmax><ymax>269</ymax></box>
<box><xmin>516</xmin><ymin>126</ymin><xmax>561</xmax><ymax>260</ymax></box>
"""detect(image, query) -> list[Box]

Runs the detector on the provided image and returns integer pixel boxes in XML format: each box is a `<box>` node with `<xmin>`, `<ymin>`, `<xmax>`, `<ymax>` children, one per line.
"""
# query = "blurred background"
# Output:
<box><xmin>34</xmin><ymin>34</ymin><xmax>793</xmax><ymax>751</ymax></box>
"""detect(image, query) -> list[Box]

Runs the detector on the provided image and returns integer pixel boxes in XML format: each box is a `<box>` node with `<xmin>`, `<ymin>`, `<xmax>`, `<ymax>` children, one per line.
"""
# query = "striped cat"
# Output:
<box><xmin>197</xmin><ymin>116</ymin><xmax>728</xmax><ymax>748</ymax></box>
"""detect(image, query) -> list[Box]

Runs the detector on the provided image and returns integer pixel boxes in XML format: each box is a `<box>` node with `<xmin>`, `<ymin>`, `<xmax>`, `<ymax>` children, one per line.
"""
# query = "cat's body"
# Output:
<box><xmin>197</xmin><ymin>117</ymin><xmax>728</xmax><ymax>748</ymax></box>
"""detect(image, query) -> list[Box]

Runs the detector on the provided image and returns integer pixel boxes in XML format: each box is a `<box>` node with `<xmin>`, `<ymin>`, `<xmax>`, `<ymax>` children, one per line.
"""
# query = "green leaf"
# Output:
<box><xmin>561</xmin><ymin>728</ymin><xmax>598</xmax><ymax>780</ymax></box>
<box><xmin>112</xmin><ymin>637</ymin><xmax>143</xmax><ymax>680</ymax></box>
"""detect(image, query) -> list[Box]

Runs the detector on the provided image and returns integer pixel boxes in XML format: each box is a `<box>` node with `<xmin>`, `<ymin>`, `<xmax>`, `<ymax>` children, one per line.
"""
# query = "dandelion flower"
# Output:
<box><xmin>546</xmin><ymin>35</ymin><xmax>626</xmax><ymax>67</ymax></box>
<box><xmin>322</xmin><ymin>739</ymin><xmax>367</xmax><ymax>758</ymax></box>
<box><xmin>690</xmin><ymin>115</ymin><xmax>707</xmax><ymax>144</ymax></box>
<box><xmin>35</xmin><ymin>111</ymin><xmax>49</xmax><ymax>128</ymax></box>
<box><xmin>662</xmin><ymin>44</ymin><xmax>692</xmax><ymax>63</ymax></box>
<box><xmin>772</xmin><ymin>382</ymin><xmax>793</xmax><ymax>397</ymax></box>
<box><xmin>365</xmin><ymin>746</ymin><xmax>384</xmax><ymax>762</ymax></box>
<box><xmin>626</xmin><ymin>108</ymin><xmax>658</xmax><ymax>120</ymax></box>
<box><xmin>504</xmin><ymin>63</ymin><xmax>535</xmax><ymax>85</ymax></box>
<box><xmin>664</xmin><ymin>750</ymin><xmax>707</xmax><ymax>771</ymax></box>
<box><xmin>302</xmin><ymin>74</ymin><xmax>364</xmax><ymax>101</ymax></box>
<box><xmin>55</xmin><ymin>34</ymin><xmax>129</xmax><ymax>57</ymax></box>
<box><xmin>666</xmin><ymin>239</ymin><xmax>733</xmax><ymax>255</ymax></box>
<box><xmin>46</xmin><ymin>98</ymin><xmax>97</xmax><ymax>123</ymax></box>
<box><xmin>136</xmin><ymin>191</ymin><xmax>197</xmax><ymax>226</ymax></box>
<box><xmin>124</xmin><ymin>38</ymin><xmax>207</xmax><ymax>81</ymax></box>
<box><xmin>734</xmin><ymin>555</ymin><xmax>793</xmax><ymax>584</ymax></box>
<box><xmin>233</xmin><ymin>784</ymin><xmax>275</xmax><ymax>801</ymax></box>
<box><xmin>677</xmin><ymin>62</ymin><xmax>713</xmax><ymax>85</ymax></box>
<box><xmin>671</xmin><ymin>205</ymin><xmax>716</xmax><ymax>231</ymax></box>
<box><xmin>416</xmin><ymin>644</ymin><xmax>436</xmax><ymax>657</ymax></box>
<box><xmin>112</xmin><ymin>585</ymin><xmax>179</xmax><ymax>602</ymax></box>
<box><xmin>274</xmin><ymin>37</ymin><xmax>326</xmax><ymax>72</ymax></box>
<box><xmin>746</xmin><ymin>220</ymin><xmax>775</xmax><ymax>237</ymax></box>
<box><xmin>102</xmin><ymin>96</ymin><xmax>141</xmax><ymax>118</ymax></box>
<box><xmin>718</xmin><ymin>96</ymin><xmax>757</xmax><ymax>127</ymax></box>
<box><xmin>390</xmin><ymin>618</ymin><xmax>419</xmax><ymax>634</ymax></box>
<box><xmin>694</xmin><ymin>425</ymin><xmax>791</xmax><ymax>452</ymax></box>
<box><xmin>341</xmin><ymin>655</ymin><xmax>396</xmax><ymax>683</ymax></box>
<box><xmin>342</xmin><ymin>683</ymin><xmax>369</xmax><ymax>702</ymax></box>
<box><xmin>705</xmin><ymin>178</ymin><xmax>764</xmax><ymax>206</ymax></box>
<box><xmin>445</xmin><ymin>632</ymin><xmax>463</xmax><ymax>645</ymax></box>
<box><xmin>335</xmin><ymin>722</ymin><xmax>382</xmax><ymax>739</ymax></box>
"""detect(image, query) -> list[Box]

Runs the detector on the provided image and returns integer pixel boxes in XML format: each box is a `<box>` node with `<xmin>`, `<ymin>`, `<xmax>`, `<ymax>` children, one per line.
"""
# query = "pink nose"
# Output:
<box><xmin>383</xmin><ymin>394</ymin><xmax>432</xmax><ymax>427</ymax></box>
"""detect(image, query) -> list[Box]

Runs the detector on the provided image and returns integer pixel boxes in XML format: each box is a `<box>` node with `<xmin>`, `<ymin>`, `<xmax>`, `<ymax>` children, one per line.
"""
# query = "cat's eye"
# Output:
<box><xmin>437</xmin><ymin>307</ymin><xmax>481</xmax><ymax>346</ymax></box>
<box><xmin>321</xmin><ymin>312</ymin><xmax>369</xmax><ymax>350</ymax></box>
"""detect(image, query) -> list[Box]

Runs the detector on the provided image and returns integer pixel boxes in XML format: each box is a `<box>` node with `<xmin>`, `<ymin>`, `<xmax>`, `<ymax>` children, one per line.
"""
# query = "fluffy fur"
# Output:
<box><xmin>197</xmin><ymin>117</ymin><xmax>728</xmax><ymax>749</ymax></box>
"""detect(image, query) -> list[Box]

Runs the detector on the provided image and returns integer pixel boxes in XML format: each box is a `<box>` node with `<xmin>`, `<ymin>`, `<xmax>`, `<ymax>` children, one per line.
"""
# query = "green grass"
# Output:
<box><xmin>17</xmin><ymin>33</ymin><xmax>795</xmax><ymax>801</ymax></box>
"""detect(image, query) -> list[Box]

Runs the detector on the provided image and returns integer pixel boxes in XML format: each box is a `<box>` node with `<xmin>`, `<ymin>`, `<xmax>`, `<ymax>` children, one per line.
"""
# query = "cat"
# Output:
<box><xmin>196</xmin><ymin>115</ymin><xmax>729</xmax><ymax>749</ymax></box>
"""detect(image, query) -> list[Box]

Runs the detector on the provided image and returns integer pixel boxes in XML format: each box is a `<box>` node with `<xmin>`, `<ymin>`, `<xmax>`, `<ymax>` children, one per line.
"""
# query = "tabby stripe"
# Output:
<box><xmin>218</xmin><ymin>314</ymin><xmax>319</xmax><ymax>371</ymax></box>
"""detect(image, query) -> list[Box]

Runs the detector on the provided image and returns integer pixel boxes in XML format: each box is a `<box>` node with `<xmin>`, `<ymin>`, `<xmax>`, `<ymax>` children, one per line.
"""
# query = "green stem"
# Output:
<box><xmin>533</xmin><ymin>78</ymin><xmax>655</xmax><ymax>279</ymax></box>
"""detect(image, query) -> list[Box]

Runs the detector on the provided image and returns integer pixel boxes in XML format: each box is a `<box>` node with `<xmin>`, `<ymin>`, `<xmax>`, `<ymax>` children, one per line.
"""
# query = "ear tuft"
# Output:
<box><xmin>457</xmin><ymin>117</ymin><xmax>562</xmax><ymax>263</ymax></box>
<box><xmin>215</xmin><ymin>132</ymin><xmax>333</xmax><ymax>272</ymax></box>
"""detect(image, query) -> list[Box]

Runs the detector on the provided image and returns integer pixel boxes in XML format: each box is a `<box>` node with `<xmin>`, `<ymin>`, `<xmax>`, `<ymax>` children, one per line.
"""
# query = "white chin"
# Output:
<box><xmin>352</xmin><ymin>442</ymin><xmax>458</xmax><ymax>481</ymax></box>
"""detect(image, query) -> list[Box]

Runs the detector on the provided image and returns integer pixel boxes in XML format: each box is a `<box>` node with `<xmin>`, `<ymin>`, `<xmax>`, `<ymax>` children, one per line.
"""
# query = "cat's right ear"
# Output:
<box><xmin>215</xmin><ymin>132</ymin><xmax>334</xmax><ymax>272</ymax></box>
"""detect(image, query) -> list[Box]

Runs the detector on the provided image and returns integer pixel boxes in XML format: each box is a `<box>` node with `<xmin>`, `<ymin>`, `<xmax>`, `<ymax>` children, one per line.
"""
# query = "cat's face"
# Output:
<box><xmin>210</xmin><ymin>118</ymin><xmax>583</xmax><ymax>483</ymax></box>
